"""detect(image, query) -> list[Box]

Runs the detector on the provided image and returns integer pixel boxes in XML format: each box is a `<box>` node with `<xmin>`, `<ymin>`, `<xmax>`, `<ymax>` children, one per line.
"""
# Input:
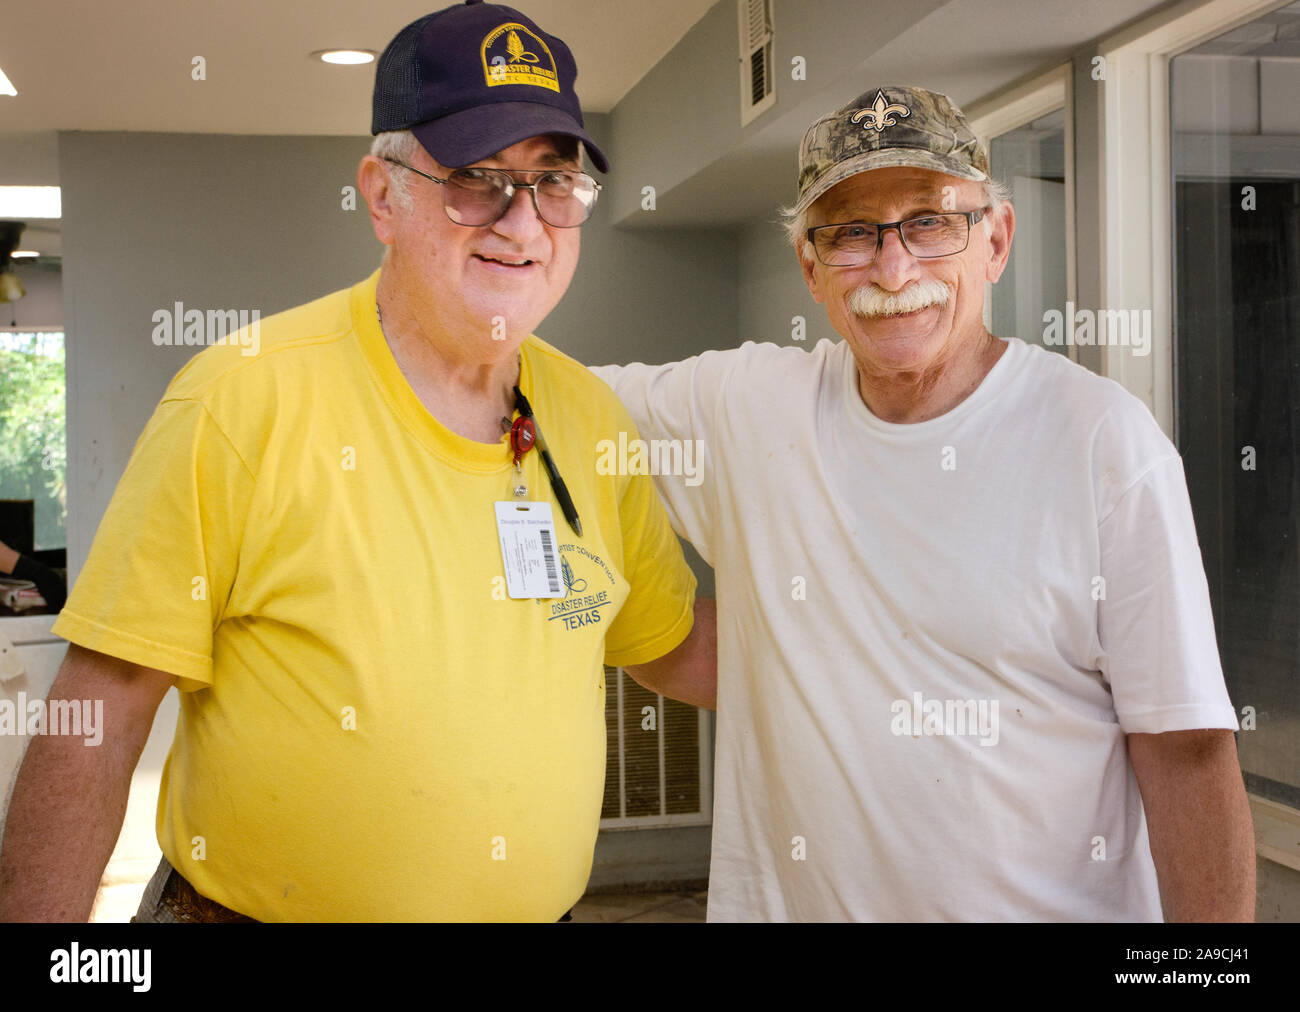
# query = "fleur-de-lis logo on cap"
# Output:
<box><xmin>507</xmin><ymin>29</ymin><xmax>540</xmax><ymax>63</ymax></box>
<box><xmin>851</xmin><ymin>90</ymin><xmax>911</xmax><ymax>132</ymax></box>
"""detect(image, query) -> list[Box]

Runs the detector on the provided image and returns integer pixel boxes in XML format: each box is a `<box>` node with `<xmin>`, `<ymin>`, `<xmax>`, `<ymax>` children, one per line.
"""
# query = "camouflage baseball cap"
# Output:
<box><xmin>793</xmin><ymin>85</ymin><xmax>989</xmax><ymax>215</ymax></box>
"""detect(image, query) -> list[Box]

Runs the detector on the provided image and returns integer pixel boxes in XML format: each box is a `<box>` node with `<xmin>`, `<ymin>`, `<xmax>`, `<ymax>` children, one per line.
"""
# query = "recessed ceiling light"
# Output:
<box><xmin>0</xmin><ymin>65</ymin><xmax>16</xmax><ymax>97</ymax></box>
<box><xmin>313</xmin><ymin>50</ymin><xmax>376</xmax><ymax>65</ymax></box>
<box><xmin>0</xmin><ymin>187</ymin><xmax>61</xmax><ymax>218</ymax></box>
<box><xmin>11</xmin><ymin>250</ymin><xmax>39</xmax><ymax>259</ymax></box>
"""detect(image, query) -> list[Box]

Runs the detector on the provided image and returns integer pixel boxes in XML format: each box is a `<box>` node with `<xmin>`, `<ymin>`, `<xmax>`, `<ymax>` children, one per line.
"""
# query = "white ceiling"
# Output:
<box><xmin>0</xmin><ymin>0</ymin><xmax>716</xmax><ymax>136</ymax></box>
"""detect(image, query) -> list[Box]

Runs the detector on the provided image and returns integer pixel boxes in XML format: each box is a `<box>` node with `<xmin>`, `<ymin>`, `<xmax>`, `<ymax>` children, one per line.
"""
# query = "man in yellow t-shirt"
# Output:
<box><xmin>0</xmin><ymin>2</ymin><xmax>714</xmax><ymax>923</ymax></box>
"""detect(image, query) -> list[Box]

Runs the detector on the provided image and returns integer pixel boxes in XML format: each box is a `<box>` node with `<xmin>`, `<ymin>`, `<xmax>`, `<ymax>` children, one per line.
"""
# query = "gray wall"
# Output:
<box><xmin>736</xmin><ymin>216</ymin><xmax>833</xmax><ymax>350</ymax></box>
<box><xmin>605</xmin><ymin>0</ymin><xmax>950</xmax><ymax>225</ymax></box>
<box><xmin>587</xmin><ymin>825</ymin><xmax>710</xmax><ymax>893</ymax></box>
<box><xmin>539</xmin><ymin>114</ymin><xmax>738</xmax><ymax>369</ymax></box>
<box><xmin>0</xmin><ymin>131</ymin><xmax>58</xmax><ymax>185</ymax></box>
<box><xmin>58</xmin><ymin>130</ymin><xmax>382</xmax><ymax>569</ymax></box>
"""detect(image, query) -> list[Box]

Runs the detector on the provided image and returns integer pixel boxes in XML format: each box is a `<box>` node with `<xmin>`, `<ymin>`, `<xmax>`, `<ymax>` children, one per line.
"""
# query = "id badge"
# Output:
<box><xmin>495</xmin><ymin>501</ymin><xmax>565</xmax><ymax>599</ymax></box>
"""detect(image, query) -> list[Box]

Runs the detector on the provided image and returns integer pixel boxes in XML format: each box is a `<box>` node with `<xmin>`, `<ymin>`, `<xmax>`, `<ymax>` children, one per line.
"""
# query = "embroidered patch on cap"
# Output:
<box><xmin>850</xmin><ymin>90</ymin><xmax>912</xmax><ymax>133</ymax></box>
<box><xmin>481</xmin><ymin>23</ymin><xmax>559</xmax><ymax>91</ymax></box>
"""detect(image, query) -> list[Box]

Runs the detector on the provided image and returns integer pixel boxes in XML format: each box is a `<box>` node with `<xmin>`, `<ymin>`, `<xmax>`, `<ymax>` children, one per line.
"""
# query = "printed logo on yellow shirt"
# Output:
<box><xmin>561</xmin><ymin>557</ymin><xmax>587</xmax><ymax>594</ymax></box>
<box><xmin>482</xmin><ymin>24</ymin><xmax>560</xmax><ymax>91</ymax></box>
<box><xmin>548</xmin><ymin>545</ymin><xmax>615</xmax><ymax>631</ymax></box>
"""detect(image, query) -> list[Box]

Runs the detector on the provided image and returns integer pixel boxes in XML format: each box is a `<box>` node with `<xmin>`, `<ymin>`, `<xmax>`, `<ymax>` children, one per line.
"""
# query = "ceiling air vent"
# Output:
<box><xmin>739</xmin><ymin>0</ymin><xmax>775</xmax><ymax>126</ymax></box>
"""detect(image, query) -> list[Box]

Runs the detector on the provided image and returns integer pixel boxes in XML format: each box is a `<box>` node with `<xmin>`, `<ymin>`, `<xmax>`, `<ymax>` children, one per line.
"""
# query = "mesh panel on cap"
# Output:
<box><xmin>371</xmin><ymin>13</ymin><xmax>437</xmax><ymax>134</ymax></box>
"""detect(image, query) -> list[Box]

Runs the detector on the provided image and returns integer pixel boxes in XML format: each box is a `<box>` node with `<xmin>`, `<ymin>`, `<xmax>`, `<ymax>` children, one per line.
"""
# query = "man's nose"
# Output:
<box><xmin>490</xmin><ymin>184</ymin><xmax>546</xmax><ymax>243</ymax></box>
<box><xmin>866</xmin><ymin>227</ymin><xmax>921</xmax><ymax>288</ymax></box>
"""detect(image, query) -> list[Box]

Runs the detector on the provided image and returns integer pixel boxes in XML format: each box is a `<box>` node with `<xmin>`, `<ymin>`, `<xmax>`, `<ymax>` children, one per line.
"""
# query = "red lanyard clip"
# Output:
<box><xmin>510</xmin><ymin>415</ymin><xmax>537</xmax><ymax>467</ymax></box>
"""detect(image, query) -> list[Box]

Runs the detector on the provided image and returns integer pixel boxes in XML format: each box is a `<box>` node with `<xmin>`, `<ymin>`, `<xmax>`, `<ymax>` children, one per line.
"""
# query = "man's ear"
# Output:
<box><xmin>358</xmin><ymin>155</ymin><xmax>399</xmax><ymax>246</ymax></box>
<box><xmin>983</xmin><ymin>202</ymin><xmax>1015</xmax><ymax>285</ymax></box>
<box><xmin>798</xmin><ymin>241</ymin><xmax>826</xmax><ymax>304</ymax></box>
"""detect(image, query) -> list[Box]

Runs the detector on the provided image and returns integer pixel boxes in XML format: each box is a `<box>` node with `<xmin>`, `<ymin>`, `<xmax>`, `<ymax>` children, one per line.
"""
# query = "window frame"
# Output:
<box><xmin>1083</xmin><ymin>0</ymin><xmax>1293</xmax><ymax>438</ymax></box>
<box><xmin>966</xmin><ymin>63</ymin><xmax>1076</xmax><ymax>362</ymax></box>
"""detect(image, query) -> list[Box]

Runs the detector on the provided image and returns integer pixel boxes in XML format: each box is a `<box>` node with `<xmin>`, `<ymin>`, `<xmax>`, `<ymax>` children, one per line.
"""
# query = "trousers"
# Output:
<box><xmin>130</xmin><ymin>856</ymin><xmax>258</xmax><ymax>923</ymax></box>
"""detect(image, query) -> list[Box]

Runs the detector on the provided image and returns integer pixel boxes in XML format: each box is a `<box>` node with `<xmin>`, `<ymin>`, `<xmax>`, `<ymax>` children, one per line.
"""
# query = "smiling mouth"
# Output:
<box><xmin>864</xmin><ymin>305</ymin><xmax>937</xmax><ymax>321</ymax></box>
<box><xmin>473</xmin><ymin>253</ymin><xmax>537</xmax><ymax>267</ymax></box>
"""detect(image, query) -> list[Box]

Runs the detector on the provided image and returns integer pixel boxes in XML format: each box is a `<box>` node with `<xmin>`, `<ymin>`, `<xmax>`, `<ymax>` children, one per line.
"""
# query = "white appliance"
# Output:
<box><xmin>0</xmin><ymin>613</ymin><xmax>69</xmax><ymax>836</ymax></box>
<box><xmin>0</xmin><ymin>614</ymin><xmax>170</xmax><ymax>920</ymax></box>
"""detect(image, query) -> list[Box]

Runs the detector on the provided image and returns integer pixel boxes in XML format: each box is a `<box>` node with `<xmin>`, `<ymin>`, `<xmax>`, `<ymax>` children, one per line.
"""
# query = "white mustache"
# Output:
<box><xmin>848</xmin><ymin>279</ymin><xmax>951</xmax><ymax>318</ymax></box>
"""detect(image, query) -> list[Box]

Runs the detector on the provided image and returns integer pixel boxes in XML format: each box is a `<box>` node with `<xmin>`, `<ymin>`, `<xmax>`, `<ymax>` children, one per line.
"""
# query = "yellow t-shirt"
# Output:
<box><xmin>53</xmin><ymin>270</ymin><xmax>696</xmax><ymax>922</ymax></box>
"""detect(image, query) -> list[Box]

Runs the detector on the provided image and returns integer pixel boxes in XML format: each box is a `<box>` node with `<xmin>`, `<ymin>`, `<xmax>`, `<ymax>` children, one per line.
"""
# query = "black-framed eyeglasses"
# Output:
<box><xmin>806</xmin><ymin>207</ymin><xmax>991</xmax><ymax>267</ymax></box>
<box><xmin>383</xmin><ymin>158</ymin><xmax>600</xmax><ymax>228</ymax></box>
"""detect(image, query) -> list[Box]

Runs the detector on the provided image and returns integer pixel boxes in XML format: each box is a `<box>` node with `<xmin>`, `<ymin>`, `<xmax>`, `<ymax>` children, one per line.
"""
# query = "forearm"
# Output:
<box><xmin>624</xmin><ymin>597</ymin><xmax>717</xmax><ymax>709</ymax></box>
<box><xmin>0</xmin><ymin>647</ymin><xmax>170</xmax><ymax>922</ymax></box>
<box><xmin>1151</xmin><ymin>781</ymin><xmax>1255</xmax><ymax>922</ymax></box>
<box><xmin>0</xmin><ymin>723</ymin><xmax>141</xmax><ymax>921</ymax></box>
<box><xmin>1130</xmin><ymin>730</ymin><xmax>1256</xmax><ymax>922</ymax></box>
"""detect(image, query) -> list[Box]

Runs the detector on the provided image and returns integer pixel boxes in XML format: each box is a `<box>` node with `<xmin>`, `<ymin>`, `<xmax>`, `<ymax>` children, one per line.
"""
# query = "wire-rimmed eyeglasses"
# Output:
<box><xmin>383</xmin><ymin>158</ymin><xmax>600</xmax><ymax>228</ymax></box>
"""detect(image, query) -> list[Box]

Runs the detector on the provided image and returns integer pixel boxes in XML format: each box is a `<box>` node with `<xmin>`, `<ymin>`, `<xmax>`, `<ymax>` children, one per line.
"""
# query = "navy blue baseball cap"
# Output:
<box><xmin>371</xmin><ymin>0</ymin><xmax>609</xmax><ymax>173</ymax></box>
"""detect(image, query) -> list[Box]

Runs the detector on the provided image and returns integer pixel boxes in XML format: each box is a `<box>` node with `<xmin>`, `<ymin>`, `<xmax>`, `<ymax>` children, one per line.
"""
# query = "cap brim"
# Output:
<box><xmin>794</xmin><ymin>148</ymin><xmax>987</xmax><ymax>215</ymax></box>
<box><xmin>412</xmin><ymin>102</ymin><xmax>609</xmax><ymax>174</ymax></box>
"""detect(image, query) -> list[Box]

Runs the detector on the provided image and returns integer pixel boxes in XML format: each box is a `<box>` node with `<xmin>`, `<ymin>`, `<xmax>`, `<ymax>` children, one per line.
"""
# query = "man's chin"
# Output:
<box><xmin>849</xmin><ymin>305</ymin><xmax>947</xmax><ymax>366</ymax></box>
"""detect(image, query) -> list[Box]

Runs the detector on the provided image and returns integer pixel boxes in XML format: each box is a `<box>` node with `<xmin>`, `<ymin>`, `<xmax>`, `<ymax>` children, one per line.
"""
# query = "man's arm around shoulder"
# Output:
<box><xmin>0</xmin><ymin>645</ymin><xmax>175</xmax><ymax>921</ymax></box>
<box><xmin>623</xmin><ymin>597</ymin><xmax>717</xmax><ymax>710</ymax></box>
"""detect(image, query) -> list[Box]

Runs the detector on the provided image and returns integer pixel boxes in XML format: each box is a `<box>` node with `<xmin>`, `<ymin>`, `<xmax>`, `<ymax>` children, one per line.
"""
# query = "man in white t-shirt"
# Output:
<box><xmin>591</xmin><ymin>85</ymin><xmax>1255</xmax><ymax>921</ymax></box>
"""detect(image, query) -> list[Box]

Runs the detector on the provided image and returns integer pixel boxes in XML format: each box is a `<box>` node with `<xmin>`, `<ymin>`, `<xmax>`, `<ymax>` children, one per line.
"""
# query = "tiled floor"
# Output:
<box><xmin>569</xmin><ymin>889</ymin><xmax>708</xmax><ymax>923</ymax></box>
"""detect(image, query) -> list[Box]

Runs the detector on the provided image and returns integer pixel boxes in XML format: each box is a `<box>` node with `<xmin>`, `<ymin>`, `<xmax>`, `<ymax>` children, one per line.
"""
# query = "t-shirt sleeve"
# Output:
<box><xmin>589</xmin><ymin>352</ymin><xmax>732</xmax><ymax>564</ymax></box>
<box><xmin>1096</xmin><ymin>454</ymin><xmax>1239</xmax><ymax>734</ymax></box>
<box><xmin>52</xmin><ymin>397</ymin><xmax>255</xmax><ymax>691</ymax></box>
<box><xmin>601</xmin><ymin>443</ymin><xmax>698</xmax><ymax>670</ymax></box>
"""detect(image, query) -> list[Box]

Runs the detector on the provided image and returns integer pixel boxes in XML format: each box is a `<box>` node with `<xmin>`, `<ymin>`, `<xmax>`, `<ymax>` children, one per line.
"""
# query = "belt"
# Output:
<box><xmin>162</xmin><ymin>866</ymin><xmax>259</xmax><ymax>924</ymax></box>
<box><xmin>162</xmin><ymin>864</ymin><xmax>573</xmax><ymax>922</ymax></box>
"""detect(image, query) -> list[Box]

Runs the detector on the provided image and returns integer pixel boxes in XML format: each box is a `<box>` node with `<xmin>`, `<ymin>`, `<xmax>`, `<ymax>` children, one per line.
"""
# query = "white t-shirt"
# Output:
<box><xmin>592</xmin><ymin>337</ymin><xmax>1238</xmax><ymax>922</ymax></box>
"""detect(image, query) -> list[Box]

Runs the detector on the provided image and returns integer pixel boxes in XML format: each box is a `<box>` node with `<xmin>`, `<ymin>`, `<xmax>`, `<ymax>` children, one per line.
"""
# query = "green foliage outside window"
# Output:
<box><xmin>0</xmin><ymin>332</ymin><xmax>67</xmax><ymax>550</ymax></box>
